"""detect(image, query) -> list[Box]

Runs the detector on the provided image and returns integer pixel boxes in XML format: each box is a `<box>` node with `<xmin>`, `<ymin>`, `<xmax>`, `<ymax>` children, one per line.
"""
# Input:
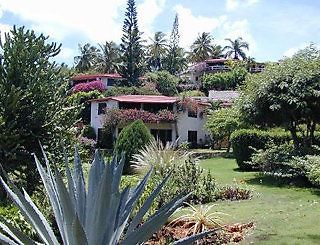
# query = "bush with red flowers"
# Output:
<box><xmin>73</xmin><ymin>80</ymin><xmax>105</xmax><ymax>93</ymax></box>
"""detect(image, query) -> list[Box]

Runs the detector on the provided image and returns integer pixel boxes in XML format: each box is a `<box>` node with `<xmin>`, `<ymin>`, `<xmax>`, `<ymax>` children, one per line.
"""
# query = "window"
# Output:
<box><xmin>188</xmin><ymin>131</ymin><xmax>197</xmax><ymax>147</ymax></box>
<box><xmin>150</xmin><ymin>129</ymin><xmax>172</xmax><ymax>145</ymax></box>
<box><xmin>188</xmin><ymin>109</ymin><xmax>197</xmax><ymax>118</ymax></box>
<box><xmin>98</xmin><ymin>102</ymin><xmax>107</xmax><ymax>115</ymax></box>
<box><xmin>108</xmin><ymin>78</ymin><xmax>115</xmax><ymax>86</ymax></box>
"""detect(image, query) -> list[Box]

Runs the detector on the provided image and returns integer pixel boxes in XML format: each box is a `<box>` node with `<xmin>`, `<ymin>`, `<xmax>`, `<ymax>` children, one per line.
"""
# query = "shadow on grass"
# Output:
<box><xmin>245</xmin><ymin>173</ymin><xmax>316</xmax><ymax>190</ymax></box>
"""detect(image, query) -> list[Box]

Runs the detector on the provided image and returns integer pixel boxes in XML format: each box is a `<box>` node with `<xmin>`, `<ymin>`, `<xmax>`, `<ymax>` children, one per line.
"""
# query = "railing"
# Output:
<box><xmin>205</xmin><ymin>65</ymin><xmax>230</xmax><ymax>72</ymax></box>
<box><xmin>249</xmin><ymin>67</ymin><xmax>265</xmax><ymax>73</ymax></box>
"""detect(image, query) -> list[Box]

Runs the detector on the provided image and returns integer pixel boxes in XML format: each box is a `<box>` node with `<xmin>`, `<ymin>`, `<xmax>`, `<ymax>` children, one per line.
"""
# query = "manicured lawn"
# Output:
<box><xmin>200</xmin><ymin>157</ymin><xmax>320</xmax><ymax>245</ymax></box>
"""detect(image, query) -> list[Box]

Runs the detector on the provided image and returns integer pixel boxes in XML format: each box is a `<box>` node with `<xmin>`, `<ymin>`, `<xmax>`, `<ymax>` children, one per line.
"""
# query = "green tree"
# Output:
<box><xmin>115</xmin><ymin>120</ymin><xmax>152</xmax><ymax>173</ymax></box>
<box><xmin>95</xmin><ymin>41</ymin><xmax>121</xmax><ymax>73</ymax></box>
<box><xmin>223</xmin><ymin>37</ymin><xmax>249</xmax><ymax>60</ymax></box>
<box><xmin>205</xmin><ymin>107</ymin><xmax>243</xmax><ymax>152</ymax></box>
<box><xmin>74</xmin><ymin>43</ymin><xmax>98</xmax><ymax>72</ymax></box>
<box><xmin>188</xmin><ymin>32</ymin><xmax>214</xmax><ymax>63</ymax></box>
<box><xmin>120</xmin><ymin>0</ymin><xmax>144</xmax><ymax>86</ymax></box>
<box><xmin>146</xmin><ymin>71</ymin><xmax>178</xmax><ymax>96</ymax></box>
<box><xmin>238</xmin><ymin>45</ymin><xmax>320</xmax><ymax>149</ymax></box>
<box><xmin>147</xmin><ymin>31</ymin><xmax>168</xmax><ymax>71</ymax></box>
<box><xmin>0</xmin><ymin>26</ymin><xmax>78</xmax><ymax>193</ymax></box>
<box><xmin>164</xmin><ymin>14</ymin><xmax>187</xmax><ymax>75</ymax></box>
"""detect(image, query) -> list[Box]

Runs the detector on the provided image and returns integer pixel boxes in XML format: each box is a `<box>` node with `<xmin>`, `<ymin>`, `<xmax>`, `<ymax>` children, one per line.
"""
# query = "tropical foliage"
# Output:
<box><xmin>74</xmin><ymin>43</ymin><xmax>98</xmax><ymax>72</ymax></box>
<box><xmin>147</xmin><ymin>31</ymin><xmax>168</xmax><ymax>71</ymax></box>
<box><xmin>0</xmin><ymin>147</ymin><xmax>211</xmax><ymax>244</ymax></box>
<box><xmin>95</xmin><ymin>41</ymin><xmax>121</xmax><ymax>73</ymax></box>
<box><xmin>188</xmin><ymin>32</ymin><xmax>215</xmax><ymax>63</ymax></box>
<box><xmin>223</xmin><ymin>37</ymin><xmax>249</xmax><ymax>60</ymax></box>
<box><xmin>146</xmin><ymin>70</ymin><xmax>179</xmax><ymax>96</ymax></box>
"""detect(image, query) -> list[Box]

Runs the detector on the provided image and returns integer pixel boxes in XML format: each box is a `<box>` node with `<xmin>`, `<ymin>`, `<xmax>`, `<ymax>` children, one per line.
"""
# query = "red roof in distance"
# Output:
<box><xmin>71</xmin><ymin>73</ymin><xmax>122</xmax><ymax>81</ymax></box>
<box><xmin>90</xmin><ymin>95</ymin><xmax>178</xmax><ymax>104</ymax></box>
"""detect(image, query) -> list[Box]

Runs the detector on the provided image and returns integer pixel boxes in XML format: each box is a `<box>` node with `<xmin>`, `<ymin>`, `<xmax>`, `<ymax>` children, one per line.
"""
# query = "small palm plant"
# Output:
<box><xmin>170</xmin><ymin>203</ymin><xmax>226</xmax><ymax>236</ymax></box>
<box><xmin>0</xmin><ymin>147</ymin><xmax>213</xmax><ymax>245</ymax></box>
<box><xmin>131</xmin><ymin>139</ymin><xmax>193</xmax><ymax>174</ymax></box>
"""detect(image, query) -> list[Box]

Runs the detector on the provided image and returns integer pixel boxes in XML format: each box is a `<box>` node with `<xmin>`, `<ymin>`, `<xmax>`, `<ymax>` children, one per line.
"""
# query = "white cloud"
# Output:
<box><xmin>283</xmin><ymin>42</ymin><xmax>319</xmax><ymax>58</ymax></box>
<box><xmin>219</xmin><ymin>19</ymin><xmax>257</xmax><ymax>56</ymax></box>
<box><xmin>57</xmin><ymin>47</ymin><xmax>75</xmax><ymax>60</ymax></box>
<box><xmin>1</xmin><ymin>0</ymin><xmax>126</xmax><ymax>43</ymax></box>
<box><xmin>137</xmin><ymin>0</ymin><xmax>166</xmax><ymax>40</ymax></box>
<box><xmin>226</xmin><ymin>0</ymin><xmax>259</xmax><ymax>11</ymax></box>
<box><xmin>174</xmin><ymin>5</ymin><xmax>227</xmax><ymax>49</ymax></box>
<box><xmin>0</xmin><ymin>23</ymin><xmax>11</xmax><ymax>42</ymax></box>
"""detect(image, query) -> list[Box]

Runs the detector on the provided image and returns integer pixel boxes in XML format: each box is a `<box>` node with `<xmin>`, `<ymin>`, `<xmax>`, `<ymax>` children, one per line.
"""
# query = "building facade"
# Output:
<box><xmin>90</xmin><ymin>95</ymin><xmax>210</xmax><ymax>148</ymax></box>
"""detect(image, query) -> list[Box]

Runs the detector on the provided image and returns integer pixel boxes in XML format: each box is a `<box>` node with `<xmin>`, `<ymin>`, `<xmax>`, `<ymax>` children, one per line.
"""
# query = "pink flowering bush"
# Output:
<box><xmin>103</xmin><ymin>109</ymin><xmax>177</xmax><ymax>131</ymax></box>
<box><xmin>73</xmin><ymin>80</ymin><xmax>106</xmax><ymax>93</ymax></box>
<box><xmin>178</xmin><ymin>97</ymin><xmax>202</xmax><ymax>113</ymax></box>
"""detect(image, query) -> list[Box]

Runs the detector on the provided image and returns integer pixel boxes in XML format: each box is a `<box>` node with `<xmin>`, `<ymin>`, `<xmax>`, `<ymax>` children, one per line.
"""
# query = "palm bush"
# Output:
<box><xmin>131</xmin><ymin>139</ymin><xmax>192</xmax><ymax>174</ymax></box>
<box><xmin>0</xmin><ymin>147</ymin><xmax>213</xmax><ymax>244</ymax></box>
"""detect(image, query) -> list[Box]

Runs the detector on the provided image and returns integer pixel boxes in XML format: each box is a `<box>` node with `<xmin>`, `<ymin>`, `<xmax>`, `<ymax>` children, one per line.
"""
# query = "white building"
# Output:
<box><xmin>71</xmin><ymin>73</ymin><xmax>123</xmax><ymax>88</ymax></box>
<box><xmin>89</xmin><ymin>95</ymin><xmax>210</xmax><ymax>148</ymax></box>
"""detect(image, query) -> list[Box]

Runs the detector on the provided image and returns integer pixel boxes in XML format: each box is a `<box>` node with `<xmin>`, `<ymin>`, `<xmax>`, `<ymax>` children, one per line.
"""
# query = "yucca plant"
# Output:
<box><xmin>170</xmin><ymin>203</ymin><xmax>227</xmax><ymax>236</ymax></box>
<box><xmin>131</xmin><ymin>139</ymin><xmax>194</xmax><ymax>174</ymax></box>
<box><xmin>0</xmin><ymin>147</ymin><xmax>214</xmax><ymax>244</ymax></box>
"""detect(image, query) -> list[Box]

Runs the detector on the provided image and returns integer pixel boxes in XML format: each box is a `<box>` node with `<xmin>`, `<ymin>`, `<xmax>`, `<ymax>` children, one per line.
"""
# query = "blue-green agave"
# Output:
<box><xmin>0</xmin><ymin>148</ymin><xmax>215</xmax><ymax>244</ymax></box>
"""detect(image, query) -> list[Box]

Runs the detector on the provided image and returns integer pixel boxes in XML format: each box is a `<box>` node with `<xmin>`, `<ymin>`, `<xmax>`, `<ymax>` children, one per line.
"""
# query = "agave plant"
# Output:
<box><xmin>131</xmin><ymin>139</ymin><xmax>194</xmax><ymax>174</ymax></box>
<box><xmin>0</xmin><ymin>147</ymin><xmax>214</xmax><ymax>245</ymax></box>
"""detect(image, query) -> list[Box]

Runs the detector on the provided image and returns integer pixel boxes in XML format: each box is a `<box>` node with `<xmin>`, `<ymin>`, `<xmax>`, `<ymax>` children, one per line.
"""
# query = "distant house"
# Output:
<box><xmin>185</xmin><ymin>58</ymin><xmax>265</xmax><ymax>83</ymax></box>
<box><xmin>70</xmin><ymin>73</ymin><xmax>123</xmax><ymax>89</ymax></box>
<box><xmin>208</xmin><ymin>90</ymin><xmax>240</xmax><ymax>107</ymax></box>
<box><xmin>89</xmin><ymin>95</ymin><xmax>211</xmax><ymax>148</ymax></box>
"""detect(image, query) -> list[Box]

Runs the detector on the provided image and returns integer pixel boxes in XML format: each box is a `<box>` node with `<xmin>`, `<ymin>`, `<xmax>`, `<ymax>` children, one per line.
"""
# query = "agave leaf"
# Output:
<box><xmin>33</xmin><ymin>155</ymin><xmax>66</xmax><ymax>244</ymax></box>
<box><xmin>0</xmin><ymin>217</ymin><xmax>36</xmax><ymax>245</ymax></box>
<box><xmin>0</xmin><ymin>177</ymin><xmax>59</xmax><ymax>245</ymax></box>
<box><xmin>53</xmin><ymin>168</ymin><xmax>77</xmax><ymax>244</ymax></box>
<box><xmin>63</xmin><ymin>148</ymin><xmax>76</xmax><ymax>212</ymax></box>
<box><xmin>127</xmin><ymin>173</ymin><xmax>171</xmax><ymax>234</ymax></box>
<box><xmin>0</xmin><ymin>231</ymin><xmax>18</xmax><ymax>245</ymax></box>
<box><xmin>171</xmin><ymin>228</ymin><xmax>221</xmax><ymax>245</ymax></box>
<box><xmin>71</xmin><ymin>216</ymin><xmax>88</xmax><ymax>245</ymax></box>
<box><xmin>85</xmin><ymin>150</ymin><xmax>105</xmax><ymax>229</ymax></box>
<box><xmin>73</xmin><ymin>147</ymin><xmax>86</xmax><ymax>227</ymax></box>
<box><xmin>122</xmin><ymin>193</ymin><xmax>189</xmax><ymax>245</ymax></box>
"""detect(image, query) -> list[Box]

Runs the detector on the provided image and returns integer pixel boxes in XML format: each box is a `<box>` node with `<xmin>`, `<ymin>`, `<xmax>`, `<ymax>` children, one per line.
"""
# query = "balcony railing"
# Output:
<box><xmin>249</xmin><ymin>67</ymin><xmax>265</xmax><ymax>73</ymax></box>
<box><xmin>205</xmin><ymin>65</ymin><xmax>230</xmax><ymax>72</ymax></box>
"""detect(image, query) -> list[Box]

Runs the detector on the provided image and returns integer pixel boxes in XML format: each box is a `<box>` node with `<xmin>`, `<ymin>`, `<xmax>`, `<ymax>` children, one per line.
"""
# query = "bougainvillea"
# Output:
<box><xmin>178</xmin><ymin>97</ymin><xmax>202</xmax><ymax>113</ymax></box>
<box><xmin>103</xmin><ymin>109</ymin><xmax>177</xmax><ymax>131</ymax></box>
<box><xmin>73</xmin><ymin>80</ymin><xmax>106</xmax><ymax>93</ymax></box>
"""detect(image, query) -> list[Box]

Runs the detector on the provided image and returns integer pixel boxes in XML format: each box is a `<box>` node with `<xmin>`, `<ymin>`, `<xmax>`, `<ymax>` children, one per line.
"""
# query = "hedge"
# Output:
<box><xmin>230</xmin><ymin>129</ymin><xmax>320</xmax><ymax>170</ymax></box>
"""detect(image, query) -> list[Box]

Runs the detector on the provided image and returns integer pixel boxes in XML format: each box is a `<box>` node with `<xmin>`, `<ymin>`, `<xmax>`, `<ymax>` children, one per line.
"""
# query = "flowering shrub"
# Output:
<box><xmin>178</xmin><ymin>97</ymin><xmax>202</xmax><ymax>113</ymax></box>
<box><xmin>73</xmin><ymin>80</ymin><xmax>105</xmax><ymax>93</ymax></box>
<box><xmin>103</xmin><ymin>109</ymin><xmax>177</xmax><ymax>131</ymax></box>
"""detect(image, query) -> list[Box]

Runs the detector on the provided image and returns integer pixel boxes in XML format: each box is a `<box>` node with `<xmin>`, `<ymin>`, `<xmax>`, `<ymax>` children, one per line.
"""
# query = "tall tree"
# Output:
<box><xmin>95</xmin><ymin>41</ymin><xmax>121</xmax><ymax>73</ymax></box>
<box><xmin>0</xmin><ymin>26</ymin><xmax>78</xmax><ymax>193</ymax></box>
<box><xmin>164</xmin><ymin>14</ymin><xmax>187</xmax><ymax>75</ymax></box>
<box><xmin>74</xmin><ymin>43</ymin><xmax>98</xmax><ymax>72</ymax></box>
<box><xmin>120</xmin><ymin>0</ymin><xmax>144</xmax><ymax>86</ymax></box>
<box><xmin>147</xmin><ymin>31</ymin><xmax>168</xmax><ymax>71</ymax></box>
<box><xmin>223</xmin><ymin>37</ymin><xmax>249</xmax><ymax>60</ymax></box>
<box><xmin>188</xmin><ymin>32</ymin><xmax>214</xmax><ymax>63</ymax></box>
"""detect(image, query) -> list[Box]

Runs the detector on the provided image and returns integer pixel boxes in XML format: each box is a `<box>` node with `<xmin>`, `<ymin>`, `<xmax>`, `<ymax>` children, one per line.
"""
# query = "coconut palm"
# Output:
<box><xmin>147</xmin><ymin>31</ymin><xmax>168</xmax><ymax>71</ymax></box>
<box><xmin>74</xmin><ymin>43</ymin><xmax>98</xmax><ymax>72</ymax></box>
<box><xmin>211</xmin><ymin>44</ymin><xmax>224</xmax><ymax>58</ymax></box>
<box><xmin>95</xmin><ymin>41</ymin><xmax>121</xmax><ymax>73</ymax></box>
<box><xmin>223</xmin><ymin>37</ymin><xmax>249</xmax><ymax>60</ymax></box>
<box><xmin>188</xmin><ymin>32</ymin><xmax>215</xmax><ymax>63</ymax></box>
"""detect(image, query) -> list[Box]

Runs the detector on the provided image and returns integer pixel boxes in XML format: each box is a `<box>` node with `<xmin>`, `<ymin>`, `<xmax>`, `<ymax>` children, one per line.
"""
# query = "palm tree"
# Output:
<box><xmin>147</xmin><ymin>31</ymin><xmax>168</xmax><ymax>71</ymax></box>
<box><xmin>74</xmin><ymin>43</ymin><xmax>98</xmax><ymax>72</ymax></box>
<box><xmin>188</xmin><ymin>32</ymin><xmax>214</xmax><ymax>63</ymax></box>
<box><xmin>95</xmin><ymin>41</ymin><xmax>121</xmax><ymax>73</ymax></box>
<box><xmin>211</xmin><ymin>44</ymin><xmax>224</xmax><ymax>58</ymax></box>
<box><xmin>223</xmin><ymin>37</ymin><xmax>249</xmax><ymax>60</ymax></box>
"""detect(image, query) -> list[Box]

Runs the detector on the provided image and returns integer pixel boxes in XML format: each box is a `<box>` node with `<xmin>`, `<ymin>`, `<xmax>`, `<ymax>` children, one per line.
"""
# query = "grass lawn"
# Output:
<box><xmin>200</xmin><ymin>157</ymin><xmax>320</xmax><ymax>245</ymax></box>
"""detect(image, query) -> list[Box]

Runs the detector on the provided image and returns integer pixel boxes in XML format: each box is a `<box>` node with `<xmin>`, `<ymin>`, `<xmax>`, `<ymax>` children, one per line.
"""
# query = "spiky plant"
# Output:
<box><xmin>0</xmin><ymin>147</ymin><xmax>213</xmax><ymax>245</ymax></box>
<box><xmin>170</xmin><ymin>203</ymin><xmax>226</xmax><ymax>236</ymax></box>
<box><xmin>131</xmin><ymin>139</ymin><xmax>193</xmax><ymax>174</ymax></box>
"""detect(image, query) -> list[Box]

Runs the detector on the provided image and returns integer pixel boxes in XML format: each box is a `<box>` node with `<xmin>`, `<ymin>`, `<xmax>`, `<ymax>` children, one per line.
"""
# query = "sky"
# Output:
<box><xmin>0</xmin><ymin>0</ymin><xmax>319</xmax><ymax>66</ymax></box>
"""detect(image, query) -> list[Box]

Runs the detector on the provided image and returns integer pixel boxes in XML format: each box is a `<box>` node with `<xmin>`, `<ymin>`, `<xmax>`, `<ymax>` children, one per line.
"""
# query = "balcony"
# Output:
<box><xmin>205</xmin><ymin>65</ymin><xmax>230</xmax><ymax>73</ymax></box>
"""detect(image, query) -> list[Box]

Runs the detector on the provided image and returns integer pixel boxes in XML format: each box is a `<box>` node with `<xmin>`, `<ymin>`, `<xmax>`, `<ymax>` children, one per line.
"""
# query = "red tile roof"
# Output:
<box><xmin>71</xmin><ymin>73</ymin><xmax>122</xmax><ymax>81</ymax></box>
<box><xmin>90</xmin><ymin>95</ymin><xmax>178</xmax><ymax>104</ymax></box>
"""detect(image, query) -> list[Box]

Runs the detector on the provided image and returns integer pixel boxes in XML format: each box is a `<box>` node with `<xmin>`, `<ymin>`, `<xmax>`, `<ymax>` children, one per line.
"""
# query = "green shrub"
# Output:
<box><xmin>179</xmin><ymin>90</ymin><xmax>205</xmax><ymax>97</ymax></box>
<box><xmin>230</xmin><ymin>129</ymin><xmax>291</xmax><ymax>169</ymax></box>
<box><xmin>146</xmin><ymin>71</ymin><xmax>178</xmax><ymax>96</ymax></box>
<box><xmin>81</xmin><ymin>125</ymin><xmax>96</xmax><ymax>140</ymax></box>
<box><xmin>115</xmin><ymin>120</ymin><xmax>153</xmax><ymax>173</ymax></box>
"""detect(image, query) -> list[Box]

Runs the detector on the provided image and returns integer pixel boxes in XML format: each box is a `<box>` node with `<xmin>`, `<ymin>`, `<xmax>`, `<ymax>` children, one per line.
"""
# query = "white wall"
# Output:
<box><xmin>176</xmin><ymin>109</ymin><xmax>209</xmax><ymax>145</ymax></box>
<box><xmin>90</xmin><ymin>100</ymin><xmax>209</xmax><ymax>145</ymax></box>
